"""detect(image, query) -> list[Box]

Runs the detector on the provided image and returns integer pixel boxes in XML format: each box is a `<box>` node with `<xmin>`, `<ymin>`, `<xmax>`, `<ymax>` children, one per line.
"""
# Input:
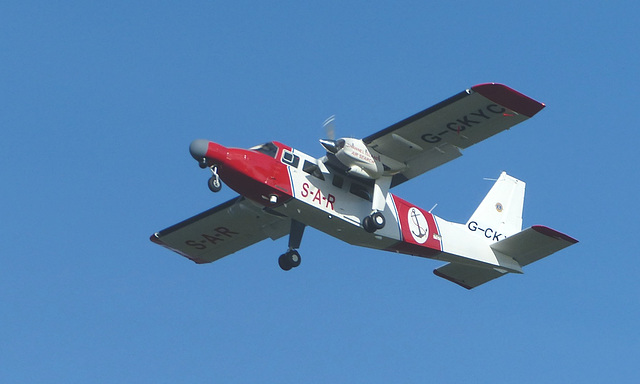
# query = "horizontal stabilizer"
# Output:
<box><xmin>434</xmin><ymin>225</ymin><xmax>578</xmax><ymax>289</ymax></box>
<box><xmin>491</xmin><ymin>225</ymin><xmax>578</xmax><ymax>267</ymax></box>
<box><xmin>434</xmin><ymin>263</ymin><xmax>507</xmax><ymax>290</ymax></box>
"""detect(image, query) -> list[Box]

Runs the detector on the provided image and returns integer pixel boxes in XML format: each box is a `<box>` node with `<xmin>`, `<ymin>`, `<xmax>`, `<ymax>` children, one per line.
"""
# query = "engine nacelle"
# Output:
<box><xmin>333</xmin><ymin>138</ymin><xmax>383</xmax><ymax>179</ymax></box>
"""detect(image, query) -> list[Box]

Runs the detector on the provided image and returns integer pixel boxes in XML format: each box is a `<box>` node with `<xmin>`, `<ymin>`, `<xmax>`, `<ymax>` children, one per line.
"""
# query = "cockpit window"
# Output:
<box><xmin>250</xmin><ymin>142</ymin><xmax>278</xmax><ymax>158</ymax></box>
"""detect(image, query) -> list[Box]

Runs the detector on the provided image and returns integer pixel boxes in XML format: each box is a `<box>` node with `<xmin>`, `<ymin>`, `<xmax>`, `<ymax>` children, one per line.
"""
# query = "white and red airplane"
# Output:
<box><xmin>151</xmin><ymin>83</ymin><xmax>577</xmax><ymax>289</ymax></box>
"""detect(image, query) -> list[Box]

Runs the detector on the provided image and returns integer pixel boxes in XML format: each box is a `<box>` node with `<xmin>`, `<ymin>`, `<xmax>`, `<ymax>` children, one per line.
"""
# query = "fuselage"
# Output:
<box><xmin>189</xmin><ymin>139</ymin><xmax>448</xmax><ymax>261</ymax></box>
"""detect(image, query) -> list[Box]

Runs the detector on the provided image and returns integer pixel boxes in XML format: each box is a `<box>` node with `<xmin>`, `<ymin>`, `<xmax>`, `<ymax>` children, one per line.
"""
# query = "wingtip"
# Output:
<box><xmin>150</xmin><ymin>233</ymin><xmax>163</xmax><ymax>244</ymax></box>
<box><xmin>532</xmin><ymin>225</ymin><xmax>579</xmax><ymax>244</ymax></box>
<box><xmin>471</xmin><ymin>83</ymin><xmax>545</xmax><ymax>118</ymax></box>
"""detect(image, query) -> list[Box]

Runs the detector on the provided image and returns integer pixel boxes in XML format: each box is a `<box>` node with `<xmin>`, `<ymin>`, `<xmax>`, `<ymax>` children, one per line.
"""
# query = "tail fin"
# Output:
<box><xmin>466</xmin><ymin>172</ymin><xmax>525</xmax><ymax>239</ymax></box>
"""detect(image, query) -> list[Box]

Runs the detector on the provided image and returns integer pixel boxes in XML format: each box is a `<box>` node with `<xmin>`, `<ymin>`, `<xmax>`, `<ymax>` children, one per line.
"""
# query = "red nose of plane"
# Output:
<box><xmin>189</xmin><ymin>139</ymin><xmax>227</xmax><ymax>167</ymax></box>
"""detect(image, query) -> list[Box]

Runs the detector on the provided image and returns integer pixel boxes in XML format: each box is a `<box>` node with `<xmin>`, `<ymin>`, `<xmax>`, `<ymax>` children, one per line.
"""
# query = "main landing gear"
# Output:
<box><xmin>362</xmin><ymin>211</ymin><xmax>385</xmax><ymax>233</ymax></box>
<box><xmin>279</xmin><ymin>220</ymin><xmax>305</xmax><ymax>271</ymax></box>
<box><xmin>278</xmin><ymin>249</ymin><xmax>301</xmax><ymax>271</ymax></box>
<box><xmin>362</xmin><ymin>176</ymin><xmax>390</xmax><ymax>233</ymax></box>
<box><xmin>207</xmin><ymin>165</ymin><xmax>222</xmax><ymax>193</ymax></box>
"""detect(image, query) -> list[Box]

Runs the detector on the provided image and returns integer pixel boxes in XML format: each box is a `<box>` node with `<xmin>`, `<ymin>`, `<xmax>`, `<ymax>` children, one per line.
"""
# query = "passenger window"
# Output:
<box><xmin>281</xmin><ymin>151</ymin><xmax>300</xmax><ymax>168</ymax></box>
<box><xmin>302</xmin><ymin>160</ymin><xmax>325</xmax><ymax>180</ymax></box>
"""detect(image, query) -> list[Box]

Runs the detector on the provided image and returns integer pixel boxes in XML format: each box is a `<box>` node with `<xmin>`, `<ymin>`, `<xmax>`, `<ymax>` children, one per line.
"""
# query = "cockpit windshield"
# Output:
<box><xmin>250</xmin><ymin>142</ymin><xmax>278</xmax><ymax>158</ymax></box>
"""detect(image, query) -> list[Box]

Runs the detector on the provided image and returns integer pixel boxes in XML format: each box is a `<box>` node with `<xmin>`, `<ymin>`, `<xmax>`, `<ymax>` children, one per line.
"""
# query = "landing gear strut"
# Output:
<box><xmin>362</xmin><ymin>176</ymin><xmax>391</xmax><ymax>233</ymax></box>
<box><xmin>207</xmin><ymin>165</ymin><xmax>222</xmax><ymax>193</ymax></box>
<box><xmin>279</xmin><ymin>220</ymin><xmax>305</xmax><ymax>271</ymax></box>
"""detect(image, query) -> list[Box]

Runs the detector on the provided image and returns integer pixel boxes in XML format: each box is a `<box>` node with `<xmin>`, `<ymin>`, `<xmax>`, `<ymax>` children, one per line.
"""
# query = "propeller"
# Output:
<box><xmin>323</xmin><ymin>115</ymin><xmax>336</xmax><ymax>140</ymax></box>
<box><xmin>320</xmin><ymin>115</ymin><xmax>340</xmax><ymax>153</ymax></box>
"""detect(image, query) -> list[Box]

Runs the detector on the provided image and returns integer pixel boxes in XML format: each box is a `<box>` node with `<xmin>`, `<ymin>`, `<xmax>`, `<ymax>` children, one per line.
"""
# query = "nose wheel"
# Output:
<box><xmin>207</xmin><ymin>166</ymin><xmax>222</xmax><ymax>193</ymax></box>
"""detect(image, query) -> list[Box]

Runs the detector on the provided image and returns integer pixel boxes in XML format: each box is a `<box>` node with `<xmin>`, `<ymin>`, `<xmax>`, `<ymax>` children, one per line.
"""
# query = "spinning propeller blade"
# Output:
<box><xmin>323</xmin><ymin>115</ymin><xmax>336</xmax><ymax>140</ymax></box>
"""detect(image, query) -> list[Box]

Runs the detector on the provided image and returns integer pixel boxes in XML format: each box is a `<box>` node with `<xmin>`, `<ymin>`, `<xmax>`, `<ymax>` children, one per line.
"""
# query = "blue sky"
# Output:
<box><xmin>2</xmin><ymin>1</ymin><xmax>638</xmax><ymax>382</ymax></box>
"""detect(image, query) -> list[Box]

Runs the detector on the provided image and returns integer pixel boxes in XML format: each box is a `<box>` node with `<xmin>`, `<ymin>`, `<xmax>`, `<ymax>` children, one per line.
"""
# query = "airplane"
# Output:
<box><xmin>150</xmin><ymin>83</ymin><xmax>578</xmax><ymax>289</ymax></box>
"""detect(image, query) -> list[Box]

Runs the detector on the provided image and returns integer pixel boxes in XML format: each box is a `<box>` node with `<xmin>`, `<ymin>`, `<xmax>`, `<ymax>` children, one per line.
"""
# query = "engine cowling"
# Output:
<box><xmin>321</xmin><ymin>138</ymin><xmax>383</xmax><ymax>179</ymax></box>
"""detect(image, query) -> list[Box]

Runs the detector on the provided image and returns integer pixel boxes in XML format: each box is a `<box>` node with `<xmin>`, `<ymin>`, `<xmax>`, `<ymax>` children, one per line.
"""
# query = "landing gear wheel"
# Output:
<box><xmin>208</xmin><ymin>176</ymin><xmax>222</xmax><ymax>193</ymax></box>
<box><xmin>371</xmin><ymin>211</ymin><xmax>385</xmax><ymax>230</ymax></box>
<box><xmin>362</xmin><ymin>215</ymin><xmax>376</xmax><ymax>233</ymax></box>
<box><xmin>278</xmin><ymin>254</ymin><xmax>292</xmax><ymax>271</ymax></box>
<box><xmin>278</xmin><ymin>250</ymin><xmax>301</xmax><ymax>271</ymax></box>
<box><xmin>362</xmin><ymin>212</ymin><xmax>385</xmax><ymax>233</ymax></box>
<box><xmin>288</xmin><ymin>250</ymin><xmax>301</xmax><ymax>268</ymax></box>
<box><xmin>207</xmin><ymin>165</ymin><xmax>222</xmax><ymax>193</ymax></box>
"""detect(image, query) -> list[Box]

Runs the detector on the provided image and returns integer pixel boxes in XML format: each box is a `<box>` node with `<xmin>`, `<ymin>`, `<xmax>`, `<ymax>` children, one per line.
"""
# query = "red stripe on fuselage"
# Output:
<box><xmin>386</xmin><ymin>195</ymin><xmax>442</xmax><ymax>258</ymax></box>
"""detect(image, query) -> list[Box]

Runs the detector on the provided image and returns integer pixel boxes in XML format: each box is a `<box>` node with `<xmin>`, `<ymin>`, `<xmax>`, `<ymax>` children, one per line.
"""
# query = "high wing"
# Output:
<box><xmin>433</xmin><ymin>225</ymin><xmax>578</xmax><ymax>289</ymax></box>
<box><xmin>364</xmin><ymin>83</ymin><xmax>545</xmax><ymax>187</ymax></box>
<box><xmin>151</xmin><ymin>196</ymin><xmax>290</xmax><ymax>264</ymax></box>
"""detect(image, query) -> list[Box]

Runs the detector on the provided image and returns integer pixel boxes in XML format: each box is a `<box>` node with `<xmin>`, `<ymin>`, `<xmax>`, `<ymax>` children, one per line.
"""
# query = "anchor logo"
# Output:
<box><xmin>408</xmin><ymin>207</ymin><xmax>429</xmax><ymax>244</ymax></box>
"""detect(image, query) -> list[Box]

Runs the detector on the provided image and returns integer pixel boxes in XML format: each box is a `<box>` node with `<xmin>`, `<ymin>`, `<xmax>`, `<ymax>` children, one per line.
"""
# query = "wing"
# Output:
<box><xmin>364</xmin><ymin>83</ymin><xmax>545</xmax><ymax>187</ymax></box>
<box><xmin>151</xmin><ymin>196</ymin><xmax>290</xmax><ymax>264</ymax></box>
<box><xmin>434</xmin><ymin>225</ymin><xmax>578</xmax><ymax>289</ymax></box>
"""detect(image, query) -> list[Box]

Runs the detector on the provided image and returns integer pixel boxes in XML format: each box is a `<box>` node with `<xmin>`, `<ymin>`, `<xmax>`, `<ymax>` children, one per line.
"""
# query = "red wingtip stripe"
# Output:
<box><xmin>472</xmin><ymin>83</ymin><xmax>545</xmax><ymax>118</ymax></box>
<box><xmin>532</xmin><ymin>225</ymin><xmax>579</xmax><ymax>244</ymax></box>
<box><xmin>150</xmin><ymin>233</ymin><xmax>163</xmax><ymax>245</ymax></box>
